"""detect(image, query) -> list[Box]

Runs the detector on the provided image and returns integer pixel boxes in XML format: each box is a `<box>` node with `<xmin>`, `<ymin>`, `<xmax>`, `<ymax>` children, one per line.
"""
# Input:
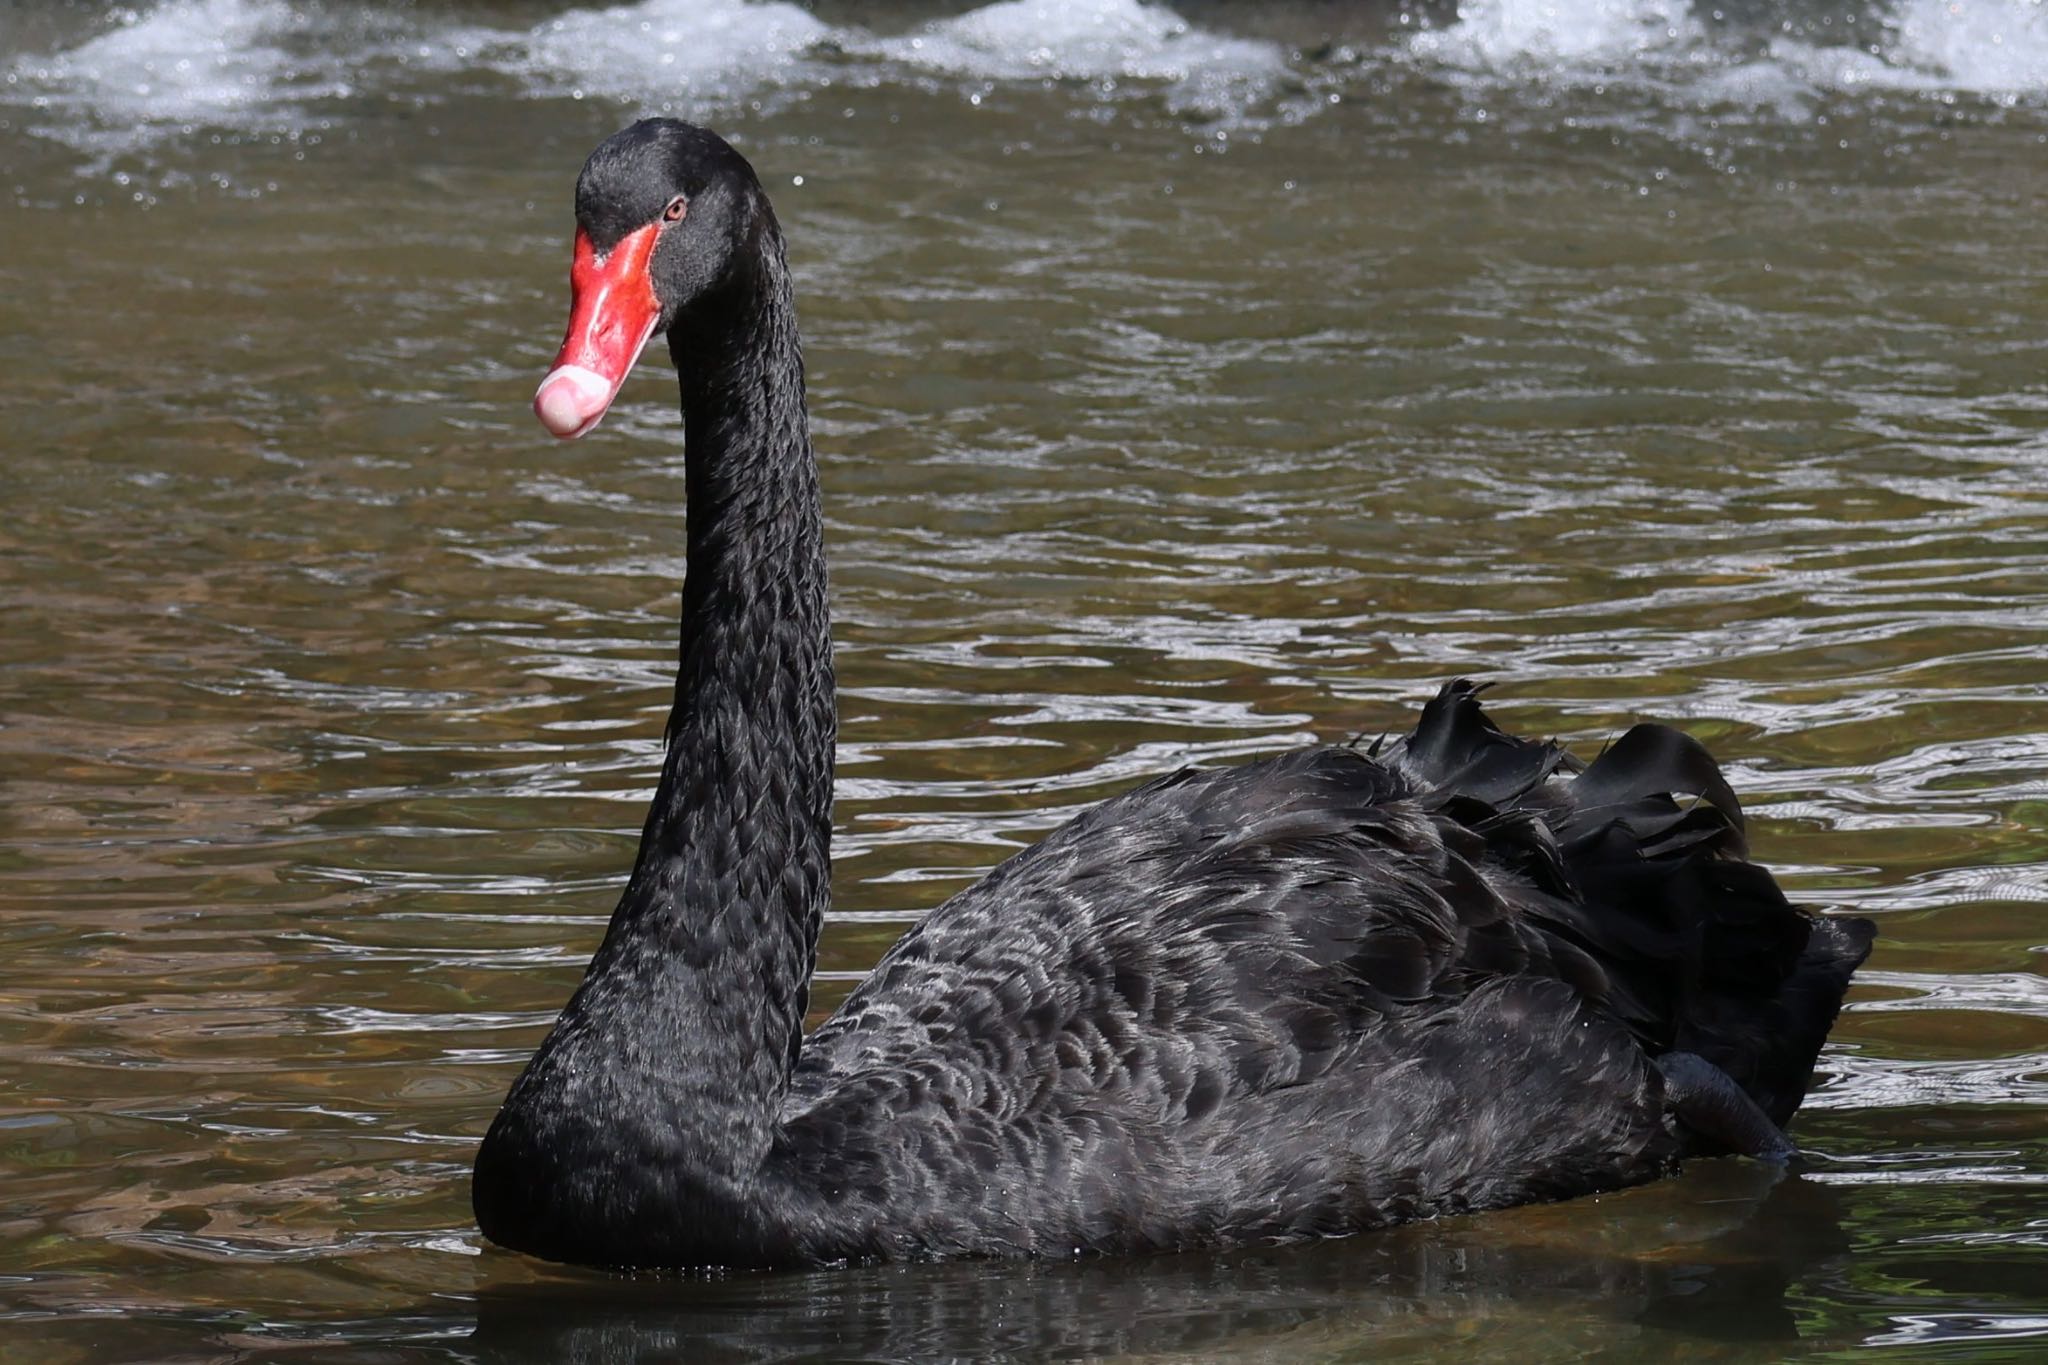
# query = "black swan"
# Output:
<box><xmin>473</xmin><ymin>118</ymin><xmax>1875</xmax><ymax>1270</ymax></box>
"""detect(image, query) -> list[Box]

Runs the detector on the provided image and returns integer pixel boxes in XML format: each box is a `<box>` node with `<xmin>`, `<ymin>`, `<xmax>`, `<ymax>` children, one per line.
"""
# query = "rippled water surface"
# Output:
<box><xmin>4</xmin><ymin>0</ymin><xmax>2048</xmax><ymax>1359</ymax></box>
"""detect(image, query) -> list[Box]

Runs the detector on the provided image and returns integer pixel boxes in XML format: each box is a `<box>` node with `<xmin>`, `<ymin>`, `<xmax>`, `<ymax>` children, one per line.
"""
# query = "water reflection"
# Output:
<box><xmin>368</xmin><ymin>1164</ymin><xmax>1854</xmax><ymax>1361</ymax></box>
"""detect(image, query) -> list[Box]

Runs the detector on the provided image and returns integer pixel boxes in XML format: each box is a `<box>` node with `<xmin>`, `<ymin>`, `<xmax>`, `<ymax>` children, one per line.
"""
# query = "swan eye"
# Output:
<box><xmin>662</xmin><ymin>196</ymin><xmax>687</xmax><ymax>224</ymax></box>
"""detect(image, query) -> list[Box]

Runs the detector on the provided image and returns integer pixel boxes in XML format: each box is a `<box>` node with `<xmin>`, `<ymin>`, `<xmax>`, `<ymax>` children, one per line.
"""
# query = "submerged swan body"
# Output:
<box><xmin>473</xmin><ymin>120</ymin><xmax>1874</xmax><ymax>1270</ymax></box>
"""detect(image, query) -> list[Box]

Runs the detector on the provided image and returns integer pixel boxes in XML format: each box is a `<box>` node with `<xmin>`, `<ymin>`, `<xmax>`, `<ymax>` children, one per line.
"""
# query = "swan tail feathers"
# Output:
<box><xmin>1670</xmin><ymin>910</ymin><xmax>1875</xmax><ymax>1130</ymax></box>
<box><xmin>1574</xmin><ymin>722</ymin><xmax>1746</xmax><ymax>839</ymax></box>
<box><xmin>1384</xmin><ymin>678</ymin><xmax>1576</xmax><ymax>806</ymax></box>
<box><xmin>1390</xmin><ymin>680</ymin><xmax>1873</xmax><ymax>1135</ymax></box>
<box><xmin>1542</xmin><ymin>717</ymin><xmax>1874</xmax><ymax>1130</ymax></box>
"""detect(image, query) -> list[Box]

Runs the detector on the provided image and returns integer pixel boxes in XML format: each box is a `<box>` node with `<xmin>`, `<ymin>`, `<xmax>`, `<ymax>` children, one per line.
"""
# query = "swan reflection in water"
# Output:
<box><xmin>454</xmin><ymin>1161</ymin><xmax>1850</xmax><ymax>1362</ymax></box>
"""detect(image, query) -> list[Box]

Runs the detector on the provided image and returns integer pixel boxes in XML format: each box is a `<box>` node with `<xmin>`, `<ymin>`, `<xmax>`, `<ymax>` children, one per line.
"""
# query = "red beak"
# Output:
<box><xmin>534</xmin><ymin>224</ymin><xmax>662</xmax><ymax>440</ymax></box>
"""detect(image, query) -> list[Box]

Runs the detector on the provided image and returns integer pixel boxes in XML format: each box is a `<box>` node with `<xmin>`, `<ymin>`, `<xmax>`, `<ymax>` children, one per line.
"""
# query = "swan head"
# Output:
<box><xmin>534</xmin><ymin>119</ymin><xmax>772</xmax><ymax>440</ymax></box>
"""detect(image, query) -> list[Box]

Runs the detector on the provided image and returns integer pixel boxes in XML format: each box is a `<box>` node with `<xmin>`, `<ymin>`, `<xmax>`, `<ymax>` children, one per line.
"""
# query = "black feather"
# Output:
<box><xmin>1574</xmin><ymin>723</ymin><xmax>1746</xmax><ymax>837</ymax></box>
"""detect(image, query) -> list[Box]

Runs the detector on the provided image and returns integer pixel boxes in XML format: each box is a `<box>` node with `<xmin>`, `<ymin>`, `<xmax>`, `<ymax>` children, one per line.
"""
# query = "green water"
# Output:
<box><xmin>3</xmin><ymin>1</ymin><xmax>2047</xmax><ymax>1359</ymax></box>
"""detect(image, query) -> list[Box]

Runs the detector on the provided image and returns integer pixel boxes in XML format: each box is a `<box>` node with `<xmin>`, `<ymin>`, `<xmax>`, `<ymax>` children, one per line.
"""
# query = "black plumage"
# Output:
<box><xmin>471</xmin><ymin>120</ymin><xmax>1875</xmax><ymax>1271</ymax></box>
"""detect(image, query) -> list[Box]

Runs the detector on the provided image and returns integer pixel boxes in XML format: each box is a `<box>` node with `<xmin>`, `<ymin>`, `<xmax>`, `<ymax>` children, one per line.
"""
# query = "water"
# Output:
<box><xmin>3</xmin><ymin>0</ymin><xmax>2047</xmax><ymax>1358</ymax></box>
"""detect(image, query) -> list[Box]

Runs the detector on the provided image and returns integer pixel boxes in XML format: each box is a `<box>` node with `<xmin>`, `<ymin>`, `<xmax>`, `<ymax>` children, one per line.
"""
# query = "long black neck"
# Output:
<box><xmin>474</xmin><ymin>209</ymin><xmax>835</xmax><ymax>1264</ymax></box>
<box><xmin>591</xmin><ymin>218</ymin><xmax>833</xmax><ymax>1159</ymax></box>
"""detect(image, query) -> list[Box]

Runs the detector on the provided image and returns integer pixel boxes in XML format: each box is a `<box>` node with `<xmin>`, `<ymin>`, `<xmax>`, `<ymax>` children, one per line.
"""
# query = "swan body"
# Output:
<box><xmin>473</xmin><ymin>119</ymin><xmax>1873</xmax><ymax>1270</ymax></box>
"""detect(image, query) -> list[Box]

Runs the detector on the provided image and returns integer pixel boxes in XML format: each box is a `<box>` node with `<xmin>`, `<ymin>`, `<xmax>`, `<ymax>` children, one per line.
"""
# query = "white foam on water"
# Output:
<box><xmin>1743</xmin><ymin>2</ymin><xmax>2048</xmax><ymax>102</ymax></box>
<box><xmin>864</xmin><ymin>0</ymin><xmax>1286</xmax><ymax>111</ymax></box>
<box><xmin>17</xmin><ymin>0</ymin><xmax>2048</xmax><ymax>173</ymax></box>
<box><xmin>432</xmin><ymin>0</ymin><xmax>1284</xmax><ymax>116</ymax></box>
<box><xmin>487</xmin><ymin>0</ymin><xmax>831</xmax><ymax>103</ymax></box>
<box><xmin>8</xmin><ymin>0</ymin><xmax>356</xmax><ymax>141</ymax></box>
<box><xmin>1890</xmin><ymin>0</ymin><xmax>2048</xmax><ymax>92</ymax></box>
<box><xmin>1401</xmin><ymin>0</ymin><xmax>2048</xmax><ymax>104</ymax></box>
<box><xmin>1407</xmin><ymin>0</ymin><xmax>1703</xmax><ymax>71</ymax></box>
<box><xmin>379</xmin><ymin>0</ymin><xmax>1282</xmax><ymax>121</ymax></box>
<box><xmin>8</xmin><ymin>0</ymin><xmax>1281</xmax><ymax>166</ymax></box>
<box><xmin>1761</xmin><ymin>36</ymin><xmax>1946</xmax><ymax>99</ymax></box>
